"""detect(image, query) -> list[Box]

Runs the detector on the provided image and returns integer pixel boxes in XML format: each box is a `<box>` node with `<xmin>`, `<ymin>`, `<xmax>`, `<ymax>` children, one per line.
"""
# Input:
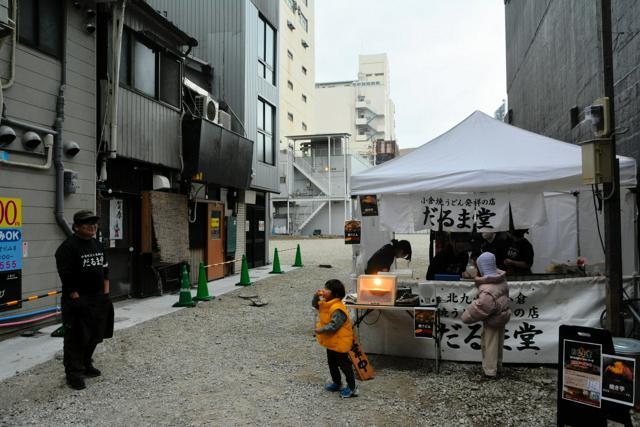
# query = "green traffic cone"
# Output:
<box><xmin>292</xmin><ymin>244</ymin><xmax>303</xmax><ymax>267</ymax></box>
<box><xmin>236</xmin><ymin>254</ymin><xmax>253</xmax><ymax>286</ymax></box>
<box><xmin>51</xmin><ymin>324</ymin><xmax>65</xmax><ymax>337</ymax></box>
<box><xmin>193</xmin><ymin>262</ymin><xmax>213</xmax><ymax>301</ymax></box>
<box><xmin>269</xmin><ymin>248</ymin><xmax>284</xmax><ymax>274</ymax></box>
<box><xmin>173</xmin><ymin>265</ymin><xmax>197</xmax><ymax>307</ymax></box>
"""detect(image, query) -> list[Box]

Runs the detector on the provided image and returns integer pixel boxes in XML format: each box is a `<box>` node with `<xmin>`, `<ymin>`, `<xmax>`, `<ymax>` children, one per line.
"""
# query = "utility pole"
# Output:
<box><xmin>600</xmin><ymin>0</ymin><xmax>624</xmax><ymax>336</ymax></box>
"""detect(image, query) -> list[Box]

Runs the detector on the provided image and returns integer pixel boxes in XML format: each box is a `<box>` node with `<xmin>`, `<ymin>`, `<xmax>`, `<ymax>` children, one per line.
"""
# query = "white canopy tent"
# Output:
<box><xmin>350</xmin><ymin>111</ymin><xmax>638</xmax><ymax>275</ymax></box>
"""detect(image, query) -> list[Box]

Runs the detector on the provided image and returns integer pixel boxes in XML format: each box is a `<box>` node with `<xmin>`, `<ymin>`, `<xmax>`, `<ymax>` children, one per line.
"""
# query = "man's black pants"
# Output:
<box><xmin>62</xmin><ymin>295</ymin><xmax>106</xmax><ymax>380</ymax></box>
<box><xmin>326</xmin><ymin>349</ymin><xmax>356</xmax><ymax>389</ymax></box>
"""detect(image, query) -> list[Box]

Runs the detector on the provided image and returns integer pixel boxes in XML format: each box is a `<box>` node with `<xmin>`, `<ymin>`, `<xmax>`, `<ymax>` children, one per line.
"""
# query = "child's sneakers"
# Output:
<box><xmin>324</xmin><ymin>382</ymin><xmax>343</xmax><ymax>392</ymax></box>
<box><xmin>340</xmin><ymin>385</ymin><xmax>358</xmax><ymax>398</ymax></box>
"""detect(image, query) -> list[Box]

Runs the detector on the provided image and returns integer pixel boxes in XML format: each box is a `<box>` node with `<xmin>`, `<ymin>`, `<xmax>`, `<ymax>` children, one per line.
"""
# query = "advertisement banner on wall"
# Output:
<box><xmin>0</xmin><ymin>197</ymin><xmax>22</xmax><ymax>311</ymax></box>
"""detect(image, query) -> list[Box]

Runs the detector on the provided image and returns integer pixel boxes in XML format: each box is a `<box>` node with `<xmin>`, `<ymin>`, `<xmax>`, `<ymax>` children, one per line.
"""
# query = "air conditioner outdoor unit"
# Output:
<box><xmin>194</xmin><ymin>95</ymin><xmax>219</xmax><ymax>123</ymax></box>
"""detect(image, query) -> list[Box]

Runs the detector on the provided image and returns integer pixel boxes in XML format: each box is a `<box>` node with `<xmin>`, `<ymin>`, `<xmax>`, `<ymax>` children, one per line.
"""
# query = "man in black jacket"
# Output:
<box><xmin>55</xmin><ymin>210</ymin><xmax>111</xmax><ymax>390</ymax></box>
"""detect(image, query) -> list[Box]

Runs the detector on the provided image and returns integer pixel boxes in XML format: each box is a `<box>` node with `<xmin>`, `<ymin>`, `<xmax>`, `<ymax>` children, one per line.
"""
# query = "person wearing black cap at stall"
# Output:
<box><xmin>55</xmin><ymin>210</ymin><xmax>113</xmax><ymax>390</ymax></box>
<box><xmin>365</xmin><ymin>239</ymin><xmax>412</xmax><ymax>274</ymax></box>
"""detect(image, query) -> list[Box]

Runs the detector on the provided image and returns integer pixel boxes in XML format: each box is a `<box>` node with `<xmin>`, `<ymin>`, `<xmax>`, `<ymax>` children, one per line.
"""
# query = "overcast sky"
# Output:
<box><xmin>315</xmin><ymin>1</ymin><xmax>507</xmax><ymax>149</ymax></box>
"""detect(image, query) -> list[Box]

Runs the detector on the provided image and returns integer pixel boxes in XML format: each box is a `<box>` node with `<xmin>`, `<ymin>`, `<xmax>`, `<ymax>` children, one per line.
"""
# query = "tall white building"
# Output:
<box><xmin>279</xmin><ymin>0</ymin><xmax>315</xmax><ymax>144</ymax></box>
<box><xmin>315</xmin><ymin>54</ymin><xmax>397</xmax><ymax>164</ymax></box>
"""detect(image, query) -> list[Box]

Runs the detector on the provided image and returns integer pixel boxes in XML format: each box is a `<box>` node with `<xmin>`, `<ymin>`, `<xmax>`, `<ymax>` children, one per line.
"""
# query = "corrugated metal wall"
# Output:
<box><xmin>0</xmin><ymin>1</ymin><xmax>97</xmax><ymax>314</ymax></box>
<box><xmin>150</xmin><ymin>0</ymin><xmax>247</xmax><ymax>125</ymax></box>
<box><xmin>148</xmin><ymin>0</ymin><xmax>279</xmax><ymax>193</ymax></box>
<box><xmin>117</xmin><ymin>88</ymin><xmax>181</xmax><ymax>169</ymax></box>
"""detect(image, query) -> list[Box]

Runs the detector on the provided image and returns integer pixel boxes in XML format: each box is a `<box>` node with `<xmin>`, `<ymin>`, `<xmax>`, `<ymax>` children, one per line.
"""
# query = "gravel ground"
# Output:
<box><xmin>0</xmin><ymin>237</ymin><xmax>569</xmax><ymax>426</ymax></box>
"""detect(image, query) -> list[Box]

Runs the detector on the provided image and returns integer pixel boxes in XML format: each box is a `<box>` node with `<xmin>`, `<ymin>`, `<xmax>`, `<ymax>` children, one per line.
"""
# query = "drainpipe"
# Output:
<box><xmin>108</xmin><ymin>0</ymin><xmax>126</xmax><ymax>160</ymax></box>
<box><xmin>0</xmin><ymin>0</ymin><xmax>16</xmax><ymax>115</ymax></box>
<box><xmin>1</xmin><ymin>0</ymin><xmax>16</xmax><ymax>90</ymax></box>
<box><xmin>54</xmin><ymin>4</ymin><xmax>72</xmax><ymax>236</ymax></box>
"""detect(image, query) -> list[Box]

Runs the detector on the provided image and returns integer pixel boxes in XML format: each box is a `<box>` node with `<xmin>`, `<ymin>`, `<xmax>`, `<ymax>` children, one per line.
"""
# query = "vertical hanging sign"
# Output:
<box><xmin>109</xmin><ymin>199</ymin><xmax>123</xmax><ymax>240</ymax></box>
<box><xmin>0</xmin><ymin>197</ymin><xmax>23</xmax><ymax>311</ymax></box>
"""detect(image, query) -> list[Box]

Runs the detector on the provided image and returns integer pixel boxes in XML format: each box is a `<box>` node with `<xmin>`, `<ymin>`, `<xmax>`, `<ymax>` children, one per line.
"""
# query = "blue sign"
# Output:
<box><xmin>0</xmin><ymin>228</ymin><xmax>22</xmax><ymax>271</ymax></box>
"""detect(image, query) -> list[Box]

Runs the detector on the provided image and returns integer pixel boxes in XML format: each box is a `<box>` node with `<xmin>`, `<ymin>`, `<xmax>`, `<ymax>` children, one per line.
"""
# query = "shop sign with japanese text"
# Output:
<box><xmin>434</xmin><ymin>277</ymin><xmax>610</xmax><ymax>363</ymax></box>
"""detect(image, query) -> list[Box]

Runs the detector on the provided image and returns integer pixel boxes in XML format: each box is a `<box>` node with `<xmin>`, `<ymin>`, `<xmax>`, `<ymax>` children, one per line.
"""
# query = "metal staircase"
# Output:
<box><xmin>296</xmin><ymin>201</ymin><xmax>327</xmax><ymax>232</ymax></box>
<box><xmin>292</xmin><ymin>156</ymin><xmax>330</xmax><ymax>194</ymax></box>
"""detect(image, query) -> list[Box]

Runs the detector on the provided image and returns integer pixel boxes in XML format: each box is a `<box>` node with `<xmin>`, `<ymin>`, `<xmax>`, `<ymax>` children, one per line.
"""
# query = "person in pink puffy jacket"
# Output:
<box><xmin>461</xmin><ymin>252</ymin><xmax>512</xmax><ymax>377</ymax></box>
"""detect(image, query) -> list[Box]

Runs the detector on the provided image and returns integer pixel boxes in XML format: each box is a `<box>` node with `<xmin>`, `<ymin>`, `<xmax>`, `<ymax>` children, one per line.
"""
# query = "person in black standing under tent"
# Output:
<box><xmin>55</xmin><ymin>210</ymin><xmax>113</xmax><ymax>390</ymax></box>
<box><xmin>479</xmin><ymin>231</ymin><xmax>510</xmax><ymax>270</ymax></box>
<box><xmin>504</xmin><ymin>229</ymin><xmax>534</xmax><ymax>275</ymax></box>
<box><xmin>365</xmin><ymin>239</ymin><xmax>412</xmax><ymax>274</ymax></box>
<box><xmin>426</xmin><ymin>233</ymin><xmax>470</xmax><ymax>280</ymax></box>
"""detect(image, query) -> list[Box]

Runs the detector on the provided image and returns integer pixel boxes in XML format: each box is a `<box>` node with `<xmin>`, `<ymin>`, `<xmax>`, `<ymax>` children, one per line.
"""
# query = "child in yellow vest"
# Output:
<box><xmin>312</xmin><ymin>279</ymin><xmax>357</xmax><ymax>398</ymax></box>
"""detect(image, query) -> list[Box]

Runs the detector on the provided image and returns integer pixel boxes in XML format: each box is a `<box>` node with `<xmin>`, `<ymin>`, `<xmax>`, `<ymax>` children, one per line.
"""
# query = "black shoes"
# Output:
<box><xmin>66</xmin><ymin>376</ymin><xmax>86</xmax><ymax>390</ymax></box>
<box><xmin>84</xmin><ymin>366</ymin><xmax>101</xmax><ymax>378</ymax></box>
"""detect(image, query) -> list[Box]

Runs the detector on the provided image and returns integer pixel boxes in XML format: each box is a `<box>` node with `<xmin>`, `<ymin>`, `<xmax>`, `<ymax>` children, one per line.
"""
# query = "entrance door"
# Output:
<box><xmin>206</xmin><ymin>203</ymin><xmax>225</xmax><ymax>280</ymax></box>
<box><xmin>101</xmin><ymin>196</ymin><xmax>135</xmax><ymax>298</ymax></box>
<box><xmin>246</xmin><ymin>196</ymin><xmax>266</xmax><ymax>268</ymax></box>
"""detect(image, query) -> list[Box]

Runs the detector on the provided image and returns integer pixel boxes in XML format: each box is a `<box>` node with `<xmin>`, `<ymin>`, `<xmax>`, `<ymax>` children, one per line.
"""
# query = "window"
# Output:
<box><xmin>18</xmin><ymin>0</ymin><xmax>63</xmax><ymax>57</ymax></box>
<box><xmin>302</xmin><ymin>122</ymin><xmax>307</xmax><ymax>131</ymax></box>
<box><xmin>287</xmin><ymin>80</ymin><xmax>293</xmax><ymax>90</ymax></box>
<box><xmin>117</xmin><ymin>29</ymin><xmax>182</xmax><ymax>108</ymax></box>
<box><xmin>257</xmin><ymin>99</ymin><xmax>275</xmax><ymax>165</ymax></box>
<box><xmin>287</xmin><ymin>112</ymin><xmax>293</xmax><ymax>122</ymax></box>
<box><xmin>258</xmin><ymin>16</ymin><xmax>276</xmax><ymax>85</ymax></box>
<box><xmin>134</xmin><ymin>38</ymin><xmax>156</xmax><ymax>97</ymax></box>
<box><xmin>301</xmin><ymin>66</ymin><xmax>307</xmax><ymax>75</ymax></box>
<box><xmin>299</xmin><ymin>12</ymin><xmax>308</xmax><ymax>32</ymax></box>
<box><xmin>287</xmin><ymin>50</ymin><xmax>293</xmax><ymax>60</ymax></box>
<box><xmin>160</xmin><ymin>53</ymin><xmax>181</xmax><ymax>107</ymax></box>
<box><xmin>301</xmin><ymin>94</ymin><xmax>307</xmax><ymax>103</ymax></box>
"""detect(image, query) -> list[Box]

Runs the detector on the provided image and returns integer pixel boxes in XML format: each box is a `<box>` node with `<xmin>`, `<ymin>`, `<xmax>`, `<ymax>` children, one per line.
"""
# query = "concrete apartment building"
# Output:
<box><xmin>279</xmin><ymin>0</ymin><xmax>315</xmax><ymax>143</ymax></box>
<box><xmin>315</xmin><ymin>54</ymin><xmax>398</xmax><ymax>164</ymax></box>
<box><xmin>149</xmin><ymin>0</ymin><xmax>281</xmax><ymax>269</ymax></box>
<box><xmin>504</xmin><ymin>0</ymin><xmax>640</xmax><ymax>167</ymax></box>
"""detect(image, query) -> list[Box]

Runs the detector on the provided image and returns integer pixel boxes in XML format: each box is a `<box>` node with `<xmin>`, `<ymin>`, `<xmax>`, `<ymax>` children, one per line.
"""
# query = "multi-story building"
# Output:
<box><xmin>279</xmin><ymin>0</ymin><xmax>315</xmax><ymax>144</ymax></box>
<box><xmin>504</xmin><ymin>0</ymin><xmax>640</xmax><ymax>165</ymax></box>
<box><xmin>148</xmin><ymin>0</ymin><xmax>281</xmax><ymax>268</ymax></box>
<box><xmin>0</xmin><ymin>0</ymin><xmax>99</xmax><ymax>324</ymax></box>
<box><xmin>271</xmin><ymin>132</ymin><xmax>370</xmax><ymax>236</ymax></box>
<box><xmin>315</xmin><ymin>54</ymin><xmax>397</xmax><ymax>164</ymax></box>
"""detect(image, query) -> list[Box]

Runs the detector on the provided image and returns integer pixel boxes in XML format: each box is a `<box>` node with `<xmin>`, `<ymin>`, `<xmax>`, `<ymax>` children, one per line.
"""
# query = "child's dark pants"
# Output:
<box><xmin>326</xmin><ymin>349</ymin><xmax>356</xmax><ymax>389</ymax></box>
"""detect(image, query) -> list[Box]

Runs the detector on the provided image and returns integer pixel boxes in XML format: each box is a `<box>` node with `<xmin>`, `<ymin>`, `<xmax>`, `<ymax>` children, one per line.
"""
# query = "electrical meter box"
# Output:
<box><xmin>64</xmin><ymin>170</ymin><xmax>79</xmax><ymax>194</ymax></box>
<box><xmin>581</xmin><ymin>139</ymin><xmax>612</xmax><ymax>185</ymax></box>
<box><xmin>357</xmin><ymin>274</ymin><xmax>397</xmax><ymax>305</ymax></box>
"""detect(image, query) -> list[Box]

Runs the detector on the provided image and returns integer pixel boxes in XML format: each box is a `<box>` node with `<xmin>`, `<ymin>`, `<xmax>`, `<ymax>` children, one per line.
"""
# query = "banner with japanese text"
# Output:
<box><xmin>377</xmin><ymin>192</ymin><xmax>547</xmax><ymax>232</ymax></box>
<box><xmin>435</xmin><ymin>277</ymin><xmax>607</xmax><ymax>363</ymax></box>
<box><xmin>355</xmin><ymin>277</ymin><xmax>611</xmax><ymax>364</ymax></box>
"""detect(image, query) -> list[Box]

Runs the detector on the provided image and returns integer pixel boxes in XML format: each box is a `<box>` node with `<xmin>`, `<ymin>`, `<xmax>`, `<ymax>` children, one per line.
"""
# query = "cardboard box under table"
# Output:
<box><xmin>347</xmin><ymin>275</ymin><xmax>442</xmax><ymax>373</ymax></box>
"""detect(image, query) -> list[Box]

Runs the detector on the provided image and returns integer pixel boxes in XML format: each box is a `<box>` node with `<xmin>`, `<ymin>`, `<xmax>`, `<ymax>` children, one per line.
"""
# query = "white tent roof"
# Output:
<box><xmin>351</xmin><ymin>111</ymin><xmax>637</xmax><ymax>195</ymax></box>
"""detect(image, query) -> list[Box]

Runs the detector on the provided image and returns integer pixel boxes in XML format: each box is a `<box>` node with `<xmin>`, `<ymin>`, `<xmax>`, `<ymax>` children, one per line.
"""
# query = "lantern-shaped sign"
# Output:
<box><xmin>357</xmin><ymin>274</ymin><xmax>397</xmax><ymax>306</ymax></box>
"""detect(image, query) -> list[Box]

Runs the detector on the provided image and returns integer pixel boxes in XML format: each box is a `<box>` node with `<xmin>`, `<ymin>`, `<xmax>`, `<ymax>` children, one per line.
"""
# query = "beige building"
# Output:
<box><xmin>279</xmin><ymin>0</ymin><xmax>315</xmax><ymax>145</ymax></box>
<box><xmin>315</xmin><ymin>54</ymin><xmax>397</xmax><ymax>163</ymax></box>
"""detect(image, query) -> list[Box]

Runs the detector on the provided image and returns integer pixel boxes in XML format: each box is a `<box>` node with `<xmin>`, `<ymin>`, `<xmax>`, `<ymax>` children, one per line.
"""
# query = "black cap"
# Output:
<box><xmin>73</xmin><ymin>209</ymin><xmax>99</xmax><ymax>224</ymax></box>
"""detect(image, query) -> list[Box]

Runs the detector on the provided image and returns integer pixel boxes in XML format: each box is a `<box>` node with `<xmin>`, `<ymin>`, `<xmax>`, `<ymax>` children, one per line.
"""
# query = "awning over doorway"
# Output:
<box><xmin>182</xmin><ymin>117</ymin><xmax>254</xmax><ymax>189</ymax></box>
